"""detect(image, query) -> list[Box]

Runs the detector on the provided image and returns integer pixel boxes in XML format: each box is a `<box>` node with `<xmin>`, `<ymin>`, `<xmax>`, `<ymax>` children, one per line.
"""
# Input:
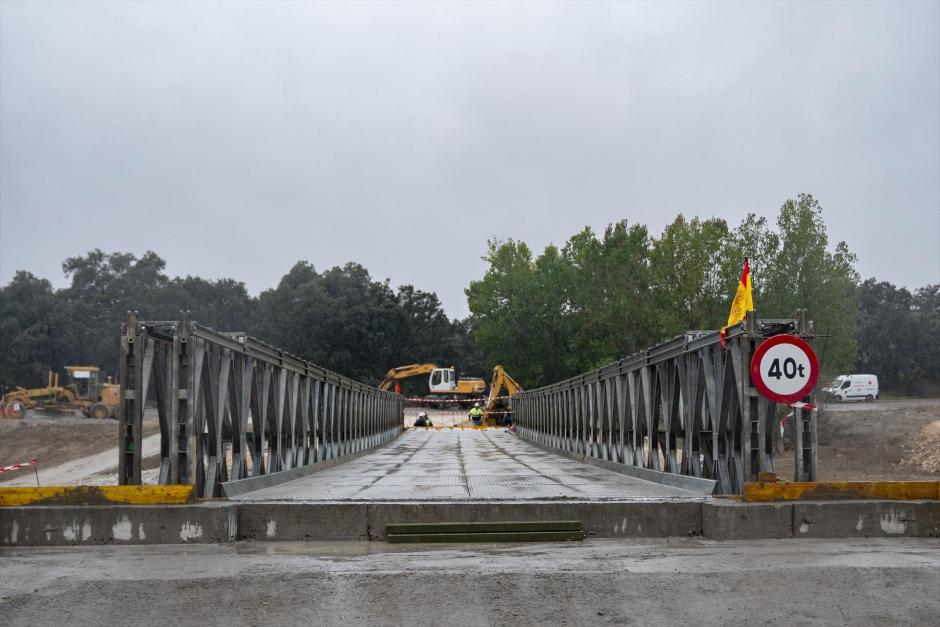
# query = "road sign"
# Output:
<box><xmin>749</xmin><ymin>334</ymin><xmax>819</xmax><ymax>403</ymax></box>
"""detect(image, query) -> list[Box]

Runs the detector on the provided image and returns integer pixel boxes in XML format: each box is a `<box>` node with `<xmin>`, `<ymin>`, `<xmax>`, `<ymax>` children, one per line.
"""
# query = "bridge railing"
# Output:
<box><xmin>512</xmin><ymin>310</ymin><xmax>817</xmax><ymax>495</ymax></box>
<box><xmin>118</xmin><ymin>313</ymin><xmax>403</xmax><ymax>496</ymax></box>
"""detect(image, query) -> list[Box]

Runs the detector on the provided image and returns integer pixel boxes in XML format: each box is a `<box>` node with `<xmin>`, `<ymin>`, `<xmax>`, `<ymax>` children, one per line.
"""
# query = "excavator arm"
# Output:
<box><xmin>484</xmin><ymin>365</ymin><xmax>523</xmax><ymax>423</ymax></box>
<box><xmin>378</xmin><ymin>363</ymin><xmax>439</xmax><ymax>391</ymax></box>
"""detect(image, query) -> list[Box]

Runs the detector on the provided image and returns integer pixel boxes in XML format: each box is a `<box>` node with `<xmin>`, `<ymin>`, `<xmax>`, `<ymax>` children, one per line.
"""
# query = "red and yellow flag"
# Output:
<box><xmin>720</xmin><ymin>257</ymin><xmax>753</xmax><ymax>347</ymax></box>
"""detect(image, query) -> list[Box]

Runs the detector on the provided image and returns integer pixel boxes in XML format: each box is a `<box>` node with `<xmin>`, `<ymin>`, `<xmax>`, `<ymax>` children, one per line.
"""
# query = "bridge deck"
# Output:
<box><xmin>231</xmin><ymin>429</ymin><xmax>704</xmax><ymax>502</ymax></box>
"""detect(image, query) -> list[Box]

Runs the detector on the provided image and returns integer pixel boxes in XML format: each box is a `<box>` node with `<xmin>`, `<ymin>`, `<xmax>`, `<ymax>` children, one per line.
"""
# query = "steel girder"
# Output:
<box><xmin>512</xmin><ymin>310</ymin><xmax>818</xmax><ymax>495</ymax></box>
<box><xmin>118</xmin><ymin>313</ymin><xmax>404</xmax><ymax>496</ymax></box>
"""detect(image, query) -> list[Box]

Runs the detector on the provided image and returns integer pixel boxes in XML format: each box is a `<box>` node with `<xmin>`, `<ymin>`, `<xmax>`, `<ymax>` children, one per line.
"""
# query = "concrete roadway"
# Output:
<box><xmin>2</xmin><ymin>538</ymin><xmax>938</xmax><ymax>625</ymax></box>
<box><xmin>231</xmin><ymin>428</ymin><xmax>703</xmax><ymax>502</ymax></box>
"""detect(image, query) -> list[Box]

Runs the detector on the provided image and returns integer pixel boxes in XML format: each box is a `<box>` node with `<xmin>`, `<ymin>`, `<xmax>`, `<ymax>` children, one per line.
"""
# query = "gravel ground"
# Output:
<box><xmin>0</xmin><ymin>411</ymin><xmax>161</xmax><ymax>485</ymax></box>
<box><xmin>776</xmin><ymin>399</ymin><xmax>940</xmax><ymax>481</ymax></box>
<box><xmin>1</xmin><ymin>538</ymin><xmax>938</xmax><ymax>626</ymax></box>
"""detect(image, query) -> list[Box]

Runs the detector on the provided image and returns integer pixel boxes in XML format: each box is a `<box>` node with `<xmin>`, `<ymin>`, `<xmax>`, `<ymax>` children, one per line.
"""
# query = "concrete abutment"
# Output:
<box><xmin>3</xmin><ymin>500</ymin><xmax>938</xmax><ymax>546</ymax></box>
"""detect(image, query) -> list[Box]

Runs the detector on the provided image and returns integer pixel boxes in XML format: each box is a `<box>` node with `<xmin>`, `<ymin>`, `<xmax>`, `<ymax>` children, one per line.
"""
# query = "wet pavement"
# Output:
<box><xmin>3</xmin><ymin>538</ymin><xmax>938</xmax><ymax>626</ymax></box>
<box><xmin>230</xmin><ymin>429</ymin><xmax>702</xmax><ymax>502</ymax></box>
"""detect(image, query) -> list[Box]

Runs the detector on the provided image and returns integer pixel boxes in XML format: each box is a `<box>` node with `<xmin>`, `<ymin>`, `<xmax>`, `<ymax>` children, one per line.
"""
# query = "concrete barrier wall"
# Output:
<box><xmin>0</xmin><ymin>503</ymin><xmax>235</xmax><ymax>546</ymax></box>
<box><xmin>2</xmin><ymin>500</ymin><xmax>938</xmax><ymax>546</ymax></box>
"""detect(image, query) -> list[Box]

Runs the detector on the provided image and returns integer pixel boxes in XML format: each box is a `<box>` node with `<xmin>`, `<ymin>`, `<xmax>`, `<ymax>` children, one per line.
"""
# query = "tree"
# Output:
<box><xmin>253</xmin><ymin>261</ymin><xmax>480</xmax><ymax>386</ymax></box>
<box><xmin>911</xmin><ymin>285</ymin><xmax>940</xmax><ymax>395</ymax></box>
<box><xmin>716</xmin><ymin>213</ymin><xmax>780</xmax><ymax>309</ymax></box>
<box><xmin>855</xmin><ymin>280</ymin><xmax>919</xmax><ymax>393</ymax></box>
<box><xmin>467</xmin><ymin>224</ymin><xmax>657</xmax><ymax>388</ymax></box>
<box><xmin>395</xmin><ymin>285</ymin><xmax>481</xmax><ymax>374</ymax></box>
<box><xmin>650</xmin><ymin>215</ymin><xmax>730</xmax><ymax>332</ymax></box>
<box><xmin>563</xmin><ymin>221</ymin><xmax>658</xmax><ymax>365</ymax></box>
<box><xmin>856</xmin><ymin>280</ymin><xmax>940</xmax><ymax>396</ymax></box>
<box><xmin>466</xmin><ymin>240</ymin><xmax>575</xmax><ymax>387</ymax></box>
<box><xmin>759</xmin><ymin>194</ymin><xmax>860</xmax><ymax>376</ymax></box>
<box><xmin>467</xmin><ymin>194</ymin><xmax>861</xmax><ymax>389</ymax></box>
<box><xmin>58</xmin><ymin>249</ymin><xmax>175</xmax><ymax>376</ymax></box>
<box><xmin>0</xmin><ymin>272</ymin><xmax>72</xmax><ymax>387</ymax></box>
<box><xmin>167</xmin><ymin>276</ymin><xmax>253</xmax><ymax>332</ymax></box>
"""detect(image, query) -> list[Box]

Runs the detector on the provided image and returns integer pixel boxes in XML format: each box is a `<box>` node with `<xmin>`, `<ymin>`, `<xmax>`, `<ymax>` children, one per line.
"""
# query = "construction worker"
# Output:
<box><xmin>414</xmin><ymin>411</ymin><xmax>432</xmax><ymax>428</ymax></box>
<box><xmin>469</xmin><ymin>402</ymin><xmax>484</xmax><ymax>425</ymax></box>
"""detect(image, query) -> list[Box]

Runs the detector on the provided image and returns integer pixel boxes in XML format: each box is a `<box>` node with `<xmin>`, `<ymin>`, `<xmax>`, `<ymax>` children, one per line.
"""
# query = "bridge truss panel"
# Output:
<box><xmin>512</xmin><ymin>310</ymin><xmax>818</xmax><ymax>495</ymax></box>
<box><xmin>118</xmin><ymin>313</ymin><xmax>404</xmax><ymax>496</ymax></box>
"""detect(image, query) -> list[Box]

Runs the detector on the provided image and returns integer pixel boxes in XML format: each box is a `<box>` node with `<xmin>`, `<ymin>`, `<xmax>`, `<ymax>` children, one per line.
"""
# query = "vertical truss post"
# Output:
<box><xmin>119</xmin><ymin>312</ymin><xmax>141</xmax><ymax>485</ymax></box>
<box><xmin>512</xmin><ymin>311</ymin><xmax>819</xmax><ymax>495</ymax></box>
<box><xmin>793</xmin><ymin>308</ymin><xmax>818</xmax><ymax>481</ymax></box>
<box><xmin>174</xmin><ymin>312</ymin><xmax>192</xmax><ymax>485</ymax></box>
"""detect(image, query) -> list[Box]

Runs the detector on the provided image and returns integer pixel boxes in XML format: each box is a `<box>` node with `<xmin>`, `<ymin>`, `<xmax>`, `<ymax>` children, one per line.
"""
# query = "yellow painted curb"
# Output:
<box><xmin>743</xmin><ymin>481</ymin><xmax>940</xmax><ymax>502</ymax></box>
<box><xmin>0</xmin><ymin>485</ymin><xmax>195</xmax><ymax>506</ymax></box>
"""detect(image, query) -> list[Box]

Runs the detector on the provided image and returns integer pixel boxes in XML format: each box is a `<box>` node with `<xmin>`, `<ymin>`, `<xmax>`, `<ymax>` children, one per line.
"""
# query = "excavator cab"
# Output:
<box><xmin>65</xmin><ymin>366</ymin><xmax>101</xmax><ymax>401</ymax></box>
<box><xmin>378</xmin><ymin>363</ymin><xmax>486</xmax><ymax>396</ymax></box>
<box><xmin>429</xmin><ymin>367</ymin><xmax>458</xmax><ymax>393</ymax></box>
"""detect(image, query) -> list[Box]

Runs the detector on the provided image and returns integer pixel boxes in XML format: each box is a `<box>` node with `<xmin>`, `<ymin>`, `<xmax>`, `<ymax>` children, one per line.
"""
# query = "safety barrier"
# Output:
<box><xmin>512</xmin><ymin>310</ymin><xmax>818</xmax><ymax>495</ymax></box>
<box><xmin>119</xmin><ymin>313</ymin><xmax>404</xmax><ymax>497</ymax></box>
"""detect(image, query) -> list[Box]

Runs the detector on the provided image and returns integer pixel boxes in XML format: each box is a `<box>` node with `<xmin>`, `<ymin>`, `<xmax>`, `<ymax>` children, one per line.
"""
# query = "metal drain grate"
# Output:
<box><xmin>385</xmin><ymin>520</ymin><xmax>583</xmax><ymax>543</ymax></box>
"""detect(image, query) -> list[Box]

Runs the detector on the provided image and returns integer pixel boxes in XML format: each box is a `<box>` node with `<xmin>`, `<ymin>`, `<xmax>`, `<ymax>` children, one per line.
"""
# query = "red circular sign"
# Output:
<box><xmin>749</xmin><ymin>334</ymin><xmax>819</xmax><ymax>403</ymax></box>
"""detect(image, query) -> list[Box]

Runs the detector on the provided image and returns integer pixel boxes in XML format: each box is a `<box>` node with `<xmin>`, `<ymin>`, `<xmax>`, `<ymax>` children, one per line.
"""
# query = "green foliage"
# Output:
<box><xmin>562</xmin><ymin>222</ymin><xmax>660</xmax><ymax>366</ymax></box>
<box><xmin>0</xmin><ymin>272</ymin><xmax>73</xmax><ymax>388</ymax></box>
<box><xmin>45</xmin><ymin>249</ymin><xmax>257</xmax><ymax>380</ymax></box>
<box><xmin>465</xmin><ymin>240</ymin><xmax>564</xmax><ymax>386</ymax></box>
<box><xmin>58</xmin><ymin>250</ymin><xmax>174</xmax><ymax>376</ymax></box>
<box><xmin>468</xmin><ymin>194</ymin><xmax>865</xmax><ymax>388</ymax></box>
<box><xmin>0</xmin><ymin>252</ymin><xmax>477</xmax><ymax>390</ymax></box>
<box><xmin>253</xmin><ymin>261</ymin><xmax>476</xmax><ymax>384</ymax></box>
<box><xmin>1</xmin><ymin>194</ymin><xmax>933</xmax><ymax>397</ymax></box>
<box><xmin>856</xmin><ymin>280</ymin><xmax>940</xmax><ymax>396</ymax></box>
<box><xmin>758</xmin><ymin>194</ymin><xmax>860</xmax><ymax>377</ymax></box>
<box><xmin>650</xmin><ymin>215</ymin><xmax>730</xmax><ymax>331</ymax></box>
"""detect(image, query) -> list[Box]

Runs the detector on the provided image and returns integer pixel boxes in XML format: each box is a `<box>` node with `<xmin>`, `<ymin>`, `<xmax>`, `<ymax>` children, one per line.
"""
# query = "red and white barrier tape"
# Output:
<box><xmin>788</xmin><ymin>402</ymin><xmax>816</xmax><ymax>411</ymax></box>
<box><xmin>0</xmin><ymin>458</ymin><xmax>38</xmax><ymax>473</ymax></box>
<box><xmin>781</xmin><ymin>402</ymin><xmax>816</xmax><ymax>428</ymax></box>
<box><xmin>1</xmin><ymin>401</ymin><xmax>24</xmax><ymax>418</ymax></box>
<box><xmin>403</xmin><ymin>395</ymin><xmax>512</xmax><ymax>404</ymax></box>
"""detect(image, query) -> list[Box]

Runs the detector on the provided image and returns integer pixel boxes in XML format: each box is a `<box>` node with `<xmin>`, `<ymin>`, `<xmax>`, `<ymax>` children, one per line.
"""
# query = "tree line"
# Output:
<box><xmin>0</xmin><ymin>251</ymin><xmax>481</xmax><ymax>391</ymax></box>
<box><xmin>1</xmin><ymin>193</ymin><xmax>937</xmax><ymax>396</ymax></box>
<box><xmin>466</xmin><ymin>194</ymin><xmax>938</xmax><ymax>394</ymax></box>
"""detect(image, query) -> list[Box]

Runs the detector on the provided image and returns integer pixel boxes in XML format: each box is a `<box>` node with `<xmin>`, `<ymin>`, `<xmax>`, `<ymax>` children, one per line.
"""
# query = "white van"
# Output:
<box><xmin>823</xmin><ymin>374</ymin><xmax>879</xmax><ymax>402</ymax></box>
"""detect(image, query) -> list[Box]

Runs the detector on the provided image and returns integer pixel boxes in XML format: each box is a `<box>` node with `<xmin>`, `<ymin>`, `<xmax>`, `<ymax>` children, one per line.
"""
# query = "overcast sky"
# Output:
<box><xmin>1</xmin><ymin>1</ymin><xmax>938</xmax><ymax>319</ymax></box>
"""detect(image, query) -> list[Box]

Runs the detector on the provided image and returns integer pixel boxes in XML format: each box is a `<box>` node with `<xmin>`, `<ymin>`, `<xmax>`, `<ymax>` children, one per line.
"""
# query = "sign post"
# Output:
<box><xmin>750</xmin><ymin>334</ymin><xmax>819</xmax><ymax>404</ymax></box>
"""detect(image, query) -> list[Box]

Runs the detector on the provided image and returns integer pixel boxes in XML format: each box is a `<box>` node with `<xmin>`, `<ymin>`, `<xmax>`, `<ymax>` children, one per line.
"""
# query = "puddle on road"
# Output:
<box><xmin>232</xmin><ymin>539</ymin><xmax>591</xmax><ymax>560</ymax></box>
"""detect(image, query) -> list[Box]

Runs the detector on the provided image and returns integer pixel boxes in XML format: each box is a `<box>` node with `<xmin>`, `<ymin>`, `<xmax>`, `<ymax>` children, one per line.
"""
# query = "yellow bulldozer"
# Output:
<box><xmin>0</xmin><ymin>366</ymin><xmax>120</xmax><ymax>419</ymax></box>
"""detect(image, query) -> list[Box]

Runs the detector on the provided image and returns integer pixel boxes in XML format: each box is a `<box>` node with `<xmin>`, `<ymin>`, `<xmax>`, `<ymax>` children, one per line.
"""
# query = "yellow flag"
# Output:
<box><xmin>721</xmin><ymin>258</ymin><xmax>754</xmax><ymax>345</ymax></box>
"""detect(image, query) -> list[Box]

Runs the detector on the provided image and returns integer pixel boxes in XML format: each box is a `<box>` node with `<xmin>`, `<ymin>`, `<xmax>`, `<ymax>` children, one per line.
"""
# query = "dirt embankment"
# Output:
<box><xmin>901</xmin><ymin>417</ymin><xmax>940</xmax><ymax>474</ymax></box>
<box><xmin>775</xmin><ymin>399</ymin><xmax>940</xmax><ymax>482</ymax></box>
<box><xmin>0</xmin><ymin>411</ymin><xmax>159</xmax><ymax>483</ymax></box>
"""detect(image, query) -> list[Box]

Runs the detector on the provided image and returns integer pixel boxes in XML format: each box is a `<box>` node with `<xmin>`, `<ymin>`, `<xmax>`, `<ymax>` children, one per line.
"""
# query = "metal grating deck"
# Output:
<box><xmin>230</xmin><ymin>429</ymin><xmax>706</xmax><ymax>502</ymax></box>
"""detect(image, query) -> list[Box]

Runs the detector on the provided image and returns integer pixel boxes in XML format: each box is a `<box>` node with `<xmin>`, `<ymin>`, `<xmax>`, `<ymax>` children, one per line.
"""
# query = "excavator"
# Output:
<box><xmin>0</xmin><ymin>366</ymin><xmax>120</xmax><ymax>419</ymax></box>
<box><xmin>483</xmin><ymin>365</ymin><xmax>523</xmax><ymax>425</ymax></box>
<box><xmin>378</xmin><ymin>364</ymin><xmax>486</xmax><ymax>396</ymax></box>
<box><xmin>378</xmin><ymin>362</ymin><xmax>522</xmax><ymax>426</ymax></box>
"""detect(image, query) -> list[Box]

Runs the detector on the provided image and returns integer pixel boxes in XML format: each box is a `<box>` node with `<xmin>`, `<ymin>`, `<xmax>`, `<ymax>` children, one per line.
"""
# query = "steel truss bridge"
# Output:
<box><xmin>118</xmin><ymin>311</ymin><xmax>817</xmax><ymax>499</ymax></box>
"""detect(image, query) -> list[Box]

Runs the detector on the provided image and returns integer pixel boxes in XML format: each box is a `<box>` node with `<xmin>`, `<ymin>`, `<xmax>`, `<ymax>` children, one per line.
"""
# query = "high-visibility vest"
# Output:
<box><xmin>469</xmin><ymin>407</ymin><xmax>483</xmax><ymax>420</ymax></box>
